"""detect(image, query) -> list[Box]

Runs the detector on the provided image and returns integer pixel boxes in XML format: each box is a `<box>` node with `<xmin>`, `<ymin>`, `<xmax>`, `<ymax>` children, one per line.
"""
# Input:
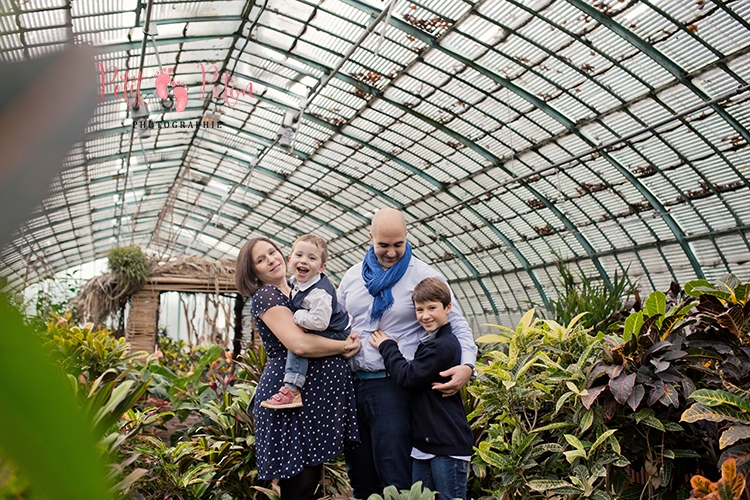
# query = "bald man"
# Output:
<box><xmin>338</xmin><ymin>208</ymin><xmax>477</xmax><ymax>499</ymax></box>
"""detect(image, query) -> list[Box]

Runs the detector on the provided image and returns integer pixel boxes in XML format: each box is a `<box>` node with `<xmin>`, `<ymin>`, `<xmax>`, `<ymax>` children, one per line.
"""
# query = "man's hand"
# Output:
<box><xmin>368</xmin><ymin>329</ymin><xmax>394</xmax><ymax>349</ymax></box>
<box><xmin>342</xmin><ymin>332</ymin><xmax>361</xmax><ymax>359</ymax></box>
<box><xmin>432</xmin><ymin>364</ymin><xmax>473</xmax><ymax>397</ymax></box>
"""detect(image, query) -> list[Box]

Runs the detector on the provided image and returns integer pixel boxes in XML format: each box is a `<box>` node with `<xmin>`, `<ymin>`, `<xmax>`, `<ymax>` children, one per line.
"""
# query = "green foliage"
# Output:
<box><xmin>19</xmin><ymin>272</ymin><xmax>81</xmax><ymax>332</ymax></box>
<box><xmin>581</xmin><ymin>284</ymin><xmax>707</xmax><ymax>499</ymax></box>
<box><xmin>471</xmin><ymin>309</ymin><xmax>627</xmax><ymax>498</ymax></box>
<box><xmin>119</xmin><ymin>383</ymin><xmax>274</xmax><ymax>499</ymax></box>
<box><xmin>0</xmin><ymin>295</ymin><xmax>110</xmax><ymax>500</ymax></box>
<box><xmin>70</xmin><ymin>368</ymin><xmax>152</xmax><ymax>438</ymax></box>
<box><xmin>541</xmin><ymin>257</ymin><xmax>637</xmax><ymax>332</ymax></box>
<box><xmin>234</xmin><ymin>344</ymin><xmax>268</xmax><ymax>386</ymax></box>
<box><xmin>683</xmin><ymin>274</ymin><xmax>750</xmax><ymax>390</ymax></box>
<box><xmin>319</xmin><ymin>455</ymin><xmax>352</xmax><ymax>500</ymax></box>
<box><xmin>683</xmin><ymin>389</ymin><xmax>750</xmax><ymax>476</ymax></box>
<box><xmin>107</xmin><ymin>246</ymin><xmax>149</xmax><ymax>298</ymax></box>
<box><xmin>367</xmin><ymin>482</ymin><xmax>435</xmax><ymax>500</ymax></box>
<box><xmin>42</xmin><ymin>312</ymin><xmax>146</xmax><ymax>384</ymax></box>
<box><xmin>583</xmin><ymin>286</ymin><xmax>698</xmax><ymax>413</ymax></box>
<box><xmin>0</xmin><ymin>458</ymin><xmax>31</xmax><ymax>499</ymax></box>
<box><xmin>690</xmin><ymin>458</ymin><xmax>746</xmax><ymax>500</ymax></box>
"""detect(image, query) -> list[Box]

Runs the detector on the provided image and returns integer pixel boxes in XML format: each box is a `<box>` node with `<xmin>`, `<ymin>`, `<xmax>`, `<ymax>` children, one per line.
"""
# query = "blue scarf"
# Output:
<box><xmin>362</xmin><ymin>242</ymin><xmax>412</xmax><ymax>322</ymax></box>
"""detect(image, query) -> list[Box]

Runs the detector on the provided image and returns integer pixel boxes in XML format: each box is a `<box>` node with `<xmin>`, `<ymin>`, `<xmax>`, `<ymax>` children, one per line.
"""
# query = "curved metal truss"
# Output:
<box><xmin>2</xmin><ymin>0</ymin><xmax>749</xmax><ymax>327</ymax></box>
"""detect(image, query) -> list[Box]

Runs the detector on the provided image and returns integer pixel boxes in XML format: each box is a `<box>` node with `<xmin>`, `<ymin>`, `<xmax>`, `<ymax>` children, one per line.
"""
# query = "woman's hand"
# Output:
<box><xmin>342</xmin><ymin>332</ymin><xmax>361</xmax><ymax>359</ymax></box>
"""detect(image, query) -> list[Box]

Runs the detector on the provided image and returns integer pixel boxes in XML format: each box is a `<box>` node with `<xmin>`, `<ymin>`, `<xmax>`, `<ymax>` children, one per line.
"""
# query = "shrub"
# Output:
<box><xmin>470</xmin><ymin>309</ymin><xmax>627</xmax><ymax>499</ymax></box>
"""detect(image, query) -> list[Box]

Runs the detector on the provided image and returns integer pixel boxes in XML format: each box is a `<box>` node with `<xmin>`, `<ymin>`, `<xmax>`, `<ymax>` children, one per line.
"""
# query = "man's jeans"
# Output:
<box><xmin>283</xmin><ymin>328</ymin><xmax>348</xmax><ymax>389</ymax></box>
<box><xmin>345</xmin><ymin>377</ymin><xmax>412</xmax><ymax>499</ymax></box>
<box><xmin>412</xmin><ymin>456</ymin><xmax>469</xmax><ymax>500</ymax></box>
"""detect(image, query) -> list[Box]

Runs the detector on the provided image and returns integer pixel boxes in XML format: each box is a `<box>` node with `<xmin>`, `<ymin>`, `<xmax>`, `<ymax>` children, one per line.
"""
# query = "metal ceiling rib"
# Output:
<box><xmin>2</xmin><ymin>0</ymin><xmax>750</xmax><ymax>327</ymax></box>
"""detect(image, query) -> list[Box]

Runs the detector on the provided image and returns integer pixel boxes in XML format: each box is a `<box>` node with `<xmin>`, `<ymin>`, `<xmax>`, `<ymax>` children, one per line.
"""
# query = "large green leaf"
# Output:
<box><xmin>684</xmin><ymin>279</ymin><xmax>715</xmax><ymax>298</ymax></box>
<box><xmin>645</xmin><ymin>291</ymin><xmax>667</xmax><ymax>319</ymax></box>
<box><xmin>682</xmin><ymin>403</ymin><xmax>750</xmax><ymax>424</ymax></box>
<box><xmin>0</xmin><ymin>299</ymin><xmax>109</xmax><ymax>500</ymax></box>
<box><xmin>590</xmin><ymin>429</ymin><xmax>617</xmax><ymax>454</ymax></box>
<box><xmin>527</xmin><ymin>479</ymin><xmax>579</xmax><ymax>492</ymax></box>
<box><xmin>623</xmin><ymin>312</ymin><xmax>644</xmax><ymax>342</ymax></box>
<box><xmin>691</xmin><ymin>389</ymin><xmax>750</xmax><ymax>412</ymax></box>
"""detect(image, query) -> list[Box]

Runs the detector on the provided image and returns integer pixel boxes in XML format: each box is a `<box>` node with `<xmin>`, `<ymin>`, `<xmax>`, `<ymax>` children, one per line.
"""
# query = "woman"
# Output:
<box><xmin>235</xmin><ymin>237</ymin><xmax>359</xmax><ymax>499</ymax></box>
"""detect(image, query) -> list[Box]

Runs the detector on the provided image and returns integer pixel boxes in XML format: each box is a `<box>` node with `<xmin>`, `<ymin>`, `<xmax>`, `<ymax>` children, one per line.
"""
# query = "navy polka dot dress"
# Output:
<box><xmin>251</xmin><ymin>285</ymin><xmax>359</xmax><ymax>480</ymax></box>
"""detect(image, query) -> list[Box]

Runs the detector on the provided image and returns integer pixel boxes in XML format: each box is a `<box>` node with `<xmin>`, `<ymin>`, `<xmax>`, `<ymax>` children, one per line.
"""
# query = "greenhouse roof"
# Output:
<box><xmin>1</xmin><ymin>0</ymin><xmax>749</xmax><ymax>325</ymax></box>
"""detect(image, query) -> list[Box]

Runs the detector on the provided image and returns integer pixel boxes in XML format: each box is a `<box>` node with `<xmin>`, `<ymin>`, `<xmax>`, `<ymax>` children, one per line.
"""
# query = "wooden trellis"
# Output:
<box><xmin>78</xmin><ymin>256</ymin><xmax>258</xmax><ymax>353</ymax></box>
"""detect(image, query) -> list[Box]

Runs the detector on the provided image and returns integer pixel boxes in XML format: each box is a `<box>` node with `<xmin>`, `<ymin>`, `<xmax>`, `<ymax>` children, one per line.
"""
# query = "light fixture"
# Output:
<box><xmin>277</xmin><ymin>93</ymin><xmax>307</xmax><ymax>150</ymax></box>
<box><xmin>129</xmin><ymin>96</ymin><xmax>151</xmax><ymax>138</ymax></box>
<box><xmin>203</xmin><ymin>109</ymin><xmax>222</xmax><ymax>128</ymax></box>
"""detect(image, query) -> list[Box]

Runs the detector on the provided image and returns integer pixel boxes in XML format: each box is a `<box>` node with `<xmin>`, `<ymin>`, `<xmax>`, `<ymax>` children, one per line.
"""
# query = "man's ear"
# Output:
<box><xmin>369</xmin><ymin>232</ymin><xmax>375</xmax><ymax>246</ymax></box>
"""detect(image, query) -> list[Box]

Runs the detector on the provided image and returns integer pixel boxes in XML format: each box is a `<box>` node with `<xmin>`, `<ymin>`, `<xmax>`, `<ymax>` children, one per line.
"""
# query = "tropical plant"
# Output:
<box><xmin>470</xmin><ymin>309</ymin><xmax>627</xmax><ymax>499</ymax></box>
<box><xmin>367</xmin><ymin>482</ymin><xmax>435</xmax><ymax>500</ymax></box>
<box><xmin>319</xmin><ymin>455</ymin><xmax>352</xmax><ymax>499</ymax></box>
<box><xmin>69</xmin><ymin>368</ymin><xmax>152</xmax><ymax>438</ymax></box>
<box><xmin>42</xmin><ymin>312</ymin><xmax>146</xmax><ymax>384</ymax></box>
<box><xmin>189</xmin><ymin>384</ymin><xmax>260</xmax><ymax>498</ymax></box>
<box><xmin>234</xmin><ymin>343</ymin><xmax>268</xmax><ymax>386</ymax></box>
<box><xmin>124</xmin><ymin>437</ymin><xmax>218</xmax><ymax>500</ymax></box>
<box><xmin>107</xmin><ymin>245</ymin><xmax>150</xmax><ymax>299</ymax></box>
<box><xmin>541</xmin><ymin>256</ymin><xmax>637</xmax><ymax>333</ymax></box>
<box><xmin>682</xmin><ymin>389</ymin><xmax>750</xmax><ymax>476</ymax></box>
<box><xmin>581</xmin><ymin>285</ymin><xmax>706</xmax><ymax>499</ymax></box>
<box><xmin>690</xmin><ymin>458</ymin><xmax>746</xmax><ymax>500</ymax></box>
<box><xmin>583</xmin><ymin>287</ymin><xmax>698</xmax><ymax>414</ymax></box>
<box><xmin>683</xmin><ymin>274</ymin><xmax>750</xmax><ymax>390</ymax></box>
<box><xmin>0</xmin><ymin>295</ymin><xmax>110</xmax><ymax>500</ymax></box>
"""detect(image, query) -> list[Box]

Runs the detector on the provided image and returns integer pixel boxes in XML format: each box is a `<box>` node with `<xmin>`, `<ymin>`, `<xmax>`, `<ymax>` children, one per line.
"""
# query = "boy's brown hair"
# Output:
<box><xmin>292</xmin><ymin>234</ymin><xmax>328</xmax><ymax>264</ymax></box>
<box><xmin>412</xmin><ymin>277</ymin><xmax>451</xmax><ymax>307</ymax></box>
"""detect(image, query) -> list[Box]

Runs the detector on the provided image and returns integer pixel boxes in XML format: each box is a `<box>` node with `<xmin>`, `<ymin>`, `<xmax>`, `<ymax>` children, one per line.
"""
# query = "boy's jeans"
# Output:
<box><xmin>283</xmin><ymin>327</ymin><xmax>349</xmax><ymax>389</ymax></box>
<box><xmin>412</xmin><ymin>456</ymin><xmax>469</xmax><ymax>500</ymax></box>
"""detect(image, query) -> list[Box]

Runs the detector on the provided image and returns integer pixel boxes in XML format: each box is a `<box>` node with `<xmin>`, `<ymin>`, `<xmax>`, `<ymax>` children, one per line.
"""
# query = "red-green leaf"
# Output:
<box><xmin>610</xmin><ymin>373</ymin><xmax>636</xmax><ymax>405</ymax></box>
<box><xmin>717</xmin><ymin>306</ymin><xmax>749</xmax><ymax>338</ymax></box>
<box><xmin>659</xmin><ymin>383</ymin><xmax>680</xmax><ymax>408</ymax></box>
<box><xmin>582</xmin><ymin>385</ymin><xmax>606</xmax><ymax>410</ymax></box>
<box><xmin>627</xmin><ymin>384</ymin><xmax>645</xmax><ymax>411</ymax></box>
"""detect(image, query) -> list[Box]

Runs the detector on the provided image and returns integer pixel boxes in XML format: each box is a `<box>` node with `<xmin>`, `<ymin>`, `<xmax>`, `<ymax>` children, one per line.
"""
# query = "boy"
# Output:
<box><xmin>260</xmin><ymin>234</ymin><xmax>351</xmax><ymax>409</ymax></box>
<box><xmin>369</xmin><ymin>277</ymin><xmax>474</xmax><ymax>500</ymax></box>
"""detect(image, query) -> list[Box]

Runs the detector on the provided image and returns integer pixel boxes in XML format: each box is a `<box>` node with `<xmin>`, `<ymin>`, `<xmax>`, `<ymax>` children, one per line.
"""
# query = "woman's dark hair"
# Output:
<box><xmin>235</xmin><ymin>237</ymin><xmax>285</xmax><ymax>297</ymax></box>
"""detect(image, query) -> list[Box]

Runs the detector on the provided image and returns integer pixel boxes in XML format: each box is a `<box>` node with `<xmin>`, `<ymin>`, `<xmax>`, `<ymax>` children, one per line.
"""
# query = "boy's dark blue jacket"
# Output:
<box><xmin>377</xmin><ymin>322</ymin><xmax>473</xmax><ymax>456</ymax></box>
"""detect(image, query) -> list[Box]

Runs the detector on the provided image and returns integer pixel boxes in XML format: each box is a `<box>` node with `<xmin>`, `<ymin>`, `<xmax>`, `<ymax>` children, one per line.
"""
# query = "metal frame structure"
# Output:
<box><xmin>2</xmin><ymin>0</ymin><xmax>749</xmax><ymax>327</ymax></box>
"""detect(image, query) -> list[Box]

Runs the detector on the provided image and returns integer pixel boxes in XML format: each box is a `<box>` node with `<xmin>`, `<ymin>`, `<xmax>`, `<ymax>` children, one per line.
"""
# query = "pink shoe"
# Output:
<box><xmin>260</xmin><ymin>387</ymin><xmax>302</xmax><ymax>409</ymax></box>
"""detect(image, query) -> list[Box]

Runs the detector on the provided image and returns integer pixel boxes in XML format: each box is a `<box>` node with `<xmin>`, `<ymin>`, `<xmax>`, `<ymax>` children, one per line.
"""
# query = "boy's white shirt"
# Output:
<box><xmin>289</xmin><ymin>274</ymin><xmax>332</xmax><ymax>331</ymax></box>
